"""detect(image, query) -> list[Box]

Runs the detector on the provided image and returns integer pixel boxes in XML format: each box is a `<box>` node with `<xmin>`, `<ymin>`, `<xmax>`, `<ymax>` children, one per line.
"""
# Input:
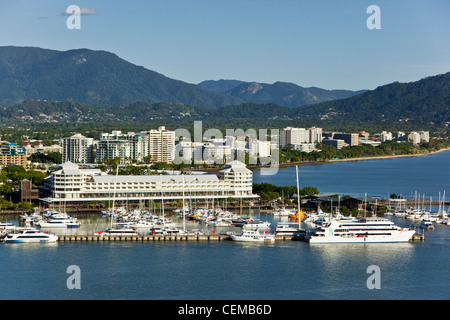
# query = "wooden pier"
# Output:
<box><xmin>56</xmin><ymin>234</ymin><xmax>300</xmax><ymax>242</ymax></box>
<box><xmin>410</xmin><ymin>233</ymin><xmax>425</xmax><ymax>241</ymax></box>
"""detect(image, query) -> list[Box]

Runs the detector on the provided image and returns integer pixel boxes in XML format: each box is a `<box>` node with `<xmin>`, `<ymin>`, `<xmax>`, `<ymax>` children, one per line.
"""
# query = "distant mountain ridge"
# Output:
<box><xmin>0</xmin><ymin>46</ymin><xmax>364</xmax><ymax>109</ymax></box>
<box><xmin>198</xmin><ymin>79</ymin><xmax>367</xmax><ymax>108</ymax></box>
<box><xmin>3</xmin><ymin>71</ymin><xmax>449</xmax><ymax>132</ymax></box>
<box><xmin>0</xmin><ymin>46</ymin><xmax>242</xmax><ymax>109</ymax></box>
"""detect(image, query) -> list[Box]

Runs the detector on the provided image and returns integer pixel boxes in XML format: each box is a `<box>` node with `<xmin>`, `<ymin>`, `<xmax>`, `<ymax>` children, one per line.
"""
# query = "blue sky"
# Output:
<box><xmin>1</xmin><ymin>0</ymin><xmax>449</xmax><ymax>90</ymax></box>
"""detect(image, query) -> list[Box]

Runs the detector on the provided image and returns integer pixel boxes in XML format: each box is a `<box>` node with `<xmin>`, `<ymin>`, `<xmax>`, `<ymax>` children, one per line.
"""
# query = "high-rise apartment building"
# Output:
<box><xmin>148</xmin><ymin>126</ymin><xmax>175</xmax><ymax>163</ymax></box>
<box><xmin>97</xmin><ymin>131</ymin><xmax>149</xmax><ymax>163</ymax></box>
<box><xmin>62</xmin><ymin>134</ymin><xmax>94</xmax><ymax>164</ymax></box>
<box><xmin>281</xmin><ymin>127</ymin><xmax>323</xmax><ymax>147</ymax></box>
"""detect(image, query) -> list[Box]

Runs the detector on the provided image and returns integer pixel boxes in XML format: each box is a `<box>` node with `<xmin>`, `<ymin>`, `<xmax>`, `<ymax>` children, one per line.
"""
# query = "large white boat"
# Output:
<box><xmin>230</xmin><ymin>229</ymin><xmax>275</xmax><ymax>242</ymax></box>
<box><xmin>36</xmin><ymin>213</ymin><xmax>81</xmax><ymax>228</ymax></box>
<box><xmin>307</xmin><ymin>217</ymin><xmax>415</xmax><ymax>244</ymax></box>
<box><xmin>4</xmin><ymin>228</ymin><xmax>58</xmax><ymax>243</ymax></box>
<box><xmin>275</xmin><ymin>223</ymin><xmax>306</xmax><ymax>237</ymax></box>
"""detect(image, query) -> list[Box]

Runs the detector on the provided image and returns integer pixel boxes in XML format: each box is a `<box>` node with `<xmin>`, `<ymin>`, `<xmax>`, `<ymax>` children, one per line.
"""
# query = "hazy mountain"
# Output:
<box><xmin>4</xmin><ymin>72</ymin><xmax>449</xmax><ymax>133</ymax></box>
<box><xmin>198</xmin><ymin>79</ymin><xmax>366</xmax><ymax>108</ymax></box>
<box><xmin>294</xmin><ymin>71</ymin><xmax>450</xmax><ymax>128</ymax></box>
<box><xmin>0</xmin><ymin>46</ymin><xmax>242</xmax><ymax>109</ymax></box>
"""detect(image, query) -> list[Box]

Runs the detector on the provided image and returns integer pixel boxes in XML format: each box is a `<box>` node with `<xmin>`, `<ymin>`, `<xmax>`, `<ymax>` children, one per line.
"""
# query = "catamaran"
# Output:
<box><xmin>4</xmin><ymin>228</ymin><xmax>58</xmax><ymax>243</ymax></box>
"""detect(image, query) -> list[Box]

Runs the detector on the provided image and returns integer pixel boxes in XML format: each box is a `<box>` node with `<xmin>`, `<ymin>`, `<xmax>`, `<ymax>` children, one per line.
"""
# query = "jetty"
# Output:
<box><xmin>56</xmin><ymin>234</ymin><xmax>304</xmax><ymax>242</ymax></box>
<box><xmin>56</xmin><ymin>233</ymin><xmax>422</xmax><ymax>242</ymax></box>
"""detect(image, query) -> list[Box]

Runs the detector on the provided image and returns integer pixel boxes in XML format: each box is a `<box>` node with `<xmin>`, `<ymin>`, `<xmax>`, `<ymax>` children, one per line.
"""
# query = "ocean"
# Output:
<box><xmin>0</xmin><ymin>151</ymin><xmax>449</xmax><ymax>301</ymax></box>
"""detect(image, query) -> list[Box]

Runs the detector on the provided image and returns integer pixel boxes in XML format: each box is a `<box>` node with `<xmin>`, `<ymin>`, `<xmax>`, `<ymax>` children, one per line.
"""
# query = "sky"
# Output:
<box><xmin>0</xmin><ymin>0</ymin><xmax>449</xmax><ymax>91</ymax></box>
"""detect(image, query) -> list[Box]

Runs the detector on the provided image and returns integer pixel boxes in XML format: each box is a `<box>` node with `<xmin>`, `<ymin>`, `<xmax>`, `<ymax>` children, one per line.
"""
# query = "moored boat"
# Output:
<box><xmin>230</xmin><ymin>229</ymin><xmax>275</xmax><ymax>242</ymax></box>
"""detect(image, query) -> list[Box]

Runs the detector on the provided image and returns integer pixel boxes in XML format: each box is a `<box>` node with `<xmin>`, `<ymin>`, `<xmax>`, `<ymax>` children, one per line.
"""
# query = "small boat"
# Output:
<box><xmin>272</xmin><ymin>208</ymin><xmax>294</xmax><ymax>216</ymax></box>
<box><xmin>230</xmin><ymin>229</ymin><xmax>275</xmax><ymax>242</ymax></box>
<box><xmin>242</xmin><ymin>220</ymin><xmax>271</xmax><ymax>230</ymax></box>
<box><xmin>420</xmin><ymin>219</ymin><xmax>435</xmax><ymax>230</ymax></box>
<box><xmin>4</xmin><ymin>228</ymin><xmax>58</xmax><ymax>243</ymax></box>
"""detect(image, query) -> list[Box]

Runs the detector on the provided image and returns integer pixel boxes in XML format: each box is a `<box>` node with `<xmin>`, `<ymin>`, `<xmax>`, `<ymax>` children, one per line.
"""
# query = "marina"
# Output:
<box><xmin>0</xmin><ymin>150</ymin><xmax>448</xmax><ymax>300</ymax></box>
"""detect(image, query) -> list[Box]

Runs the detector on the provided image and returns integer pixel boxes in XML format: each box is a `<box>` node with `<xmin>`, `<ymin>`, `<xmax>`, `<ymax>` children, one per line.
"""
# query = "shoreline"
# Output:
<box><xmin>251</xmin><ymin>147</ymin><xmax>450</xmax><ymax>170</ymax></box>
<box><xmin>327</xmin><ymin>147</ymin><xmax>450</xmax><ymax>163</ymax></box>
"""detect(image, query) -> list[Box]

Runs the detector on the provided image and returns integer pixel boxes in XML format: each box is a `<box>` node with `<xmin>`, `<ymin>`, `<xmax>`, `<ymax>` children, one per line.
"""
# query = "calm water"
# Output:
<box><xmin>1</xmin><ymin>151</ymin><xmax>449</xmax><ymax>300</ymax></box>
<box><xmin>254</xmin><ymin>150</ymin><xmax>450</xmax><ymax>199</ymax></box>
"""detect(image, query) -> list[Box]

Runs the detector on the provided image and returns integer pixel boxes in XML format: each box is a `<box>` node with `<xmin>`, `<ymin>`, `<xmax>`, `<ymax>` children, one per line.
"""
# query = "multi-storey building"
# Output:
<box><xmin>0</xmin><ymin>142</ymin><xmax>27</xmax><ymax>167</ymax></box>
<box><xmin>96</xmin><ymin>131</ymin><xmax>149</xmax><ymax>163</ymax></box>
<box><xmin>41</xmin><ymin>161</ymin><xmax>256</xmax><ymax>204</ymax></box>
<box><xmin>148</xmin><ymin>126</ymin><xmax>175</xmax><ymax>163</ymax></box>
<box><xmin>280</xmin><ymin>127</ymin><xmax>322</xmax><ymax>147</ymax></box>
<box><xmin>62</xmin><ymin>134</ymin><xmax>94</xmax><ymax>164</ymax></box>
<box><xmin>333</xmin><ymin>133</ymin><xmax>359</xmax><ymax>146</ymax></box>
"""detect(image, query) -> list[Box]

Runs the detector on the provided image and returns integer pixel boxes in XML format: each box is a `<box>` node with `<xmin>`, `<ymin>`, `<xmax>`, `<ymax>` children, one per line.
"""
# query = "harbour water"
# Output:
<box><xmin>1</xmin><ymin>151</ymin><xmax>449</xmax><ymax>300</ymax></box>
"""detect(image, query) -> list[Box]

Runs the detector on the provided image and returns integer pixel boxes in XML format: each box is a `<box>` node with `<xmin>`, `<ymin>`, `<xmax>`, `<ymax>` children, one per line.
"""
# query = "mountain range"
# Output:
<box><xmin>0</xmin><ymin>46</ymin><xmax>363</xmax><ymax>108</ymax></box>
<box><xmin>0</xmin><ymin>46</ymin><xmax>448</xmax><ymax>132</ymax></box>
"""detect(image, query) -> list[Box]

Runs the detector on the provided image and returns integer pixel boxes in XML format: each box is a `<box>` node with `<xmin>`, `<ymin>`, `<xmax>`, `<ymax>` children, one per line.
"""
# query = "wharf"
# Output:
<box><xmin>410</xmin><ymin>233</ymin><xmax>425</xmax><ymax>241</ymax></box>
<box><xmin>57</xmin><ymin>234</ymin><xmax>299</xmax><ymax>242</ymax></box>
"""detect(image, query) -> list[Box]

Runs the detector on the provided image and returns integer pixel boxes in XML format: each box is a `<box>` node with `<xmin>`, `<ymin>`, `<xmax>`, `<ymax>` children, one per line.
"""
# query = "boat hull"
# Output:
<box><xmin>308</xmin><ymin>230</ymin><xmax>416</xmax><ymax>244</ymax></box>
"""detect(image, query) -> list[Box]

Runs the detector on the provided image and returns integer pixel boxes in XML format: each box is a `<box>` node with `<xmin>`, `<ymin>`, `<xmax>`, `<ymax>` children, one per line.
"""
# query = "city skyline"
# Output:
<box><xmin>1</xmin><ymin>0</ymin><xmax>449</xmax><ymax>91</ymax></box>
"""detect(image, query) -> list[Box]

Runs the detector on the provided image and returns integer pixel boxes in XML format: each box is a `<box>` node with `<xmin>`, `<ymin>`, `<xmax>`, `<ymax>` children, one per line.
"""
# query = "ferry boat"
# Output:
<box><xmin>230</xmin><ymin>229</ymin><xmax>275</xmax><ymax>242</ymax></box>
<box><xmin>307</xmin><ymin>217</ymin><xmax>415</xmax><ymax>244</ymax></box>
<box><xmin>3</xmin><ymin>228</ymin><xmax>58</xmax><ymax>243</ymax></box>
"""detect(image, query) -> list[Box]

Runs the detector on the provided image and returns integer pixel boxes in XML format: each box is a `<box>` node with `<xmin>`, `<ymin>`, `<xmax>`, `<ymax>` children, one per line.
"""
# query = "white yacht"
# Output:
<box><xmin>307</xmin><ymin>217</ymin><xmax>415</xmax><ymax>243</ymax></box>
<box><xmin>230</xmin><ymin>229</ymin><xmax>275</xmax><ymax>242</ymax></box>
<box><xmin>242</xmin><ymin>220</ymin><xmax>271</xmax><ymax>230</ymax></box>
<box><xmin>272</xmin><ymin>208</ymin><xmax>294</xmax><ymax>216</ymax></box>
<box><xmin>275</xmin><ymin>223</ymin><xmax>306</xmax><ymax>237</ymax></box>
<box><xmin>36</xmin><ymin>213</ymin><xmax>81</xmax><ymax>228</ymax></box>
<box><xmin>4</xmin><ymin>228</ymin><xmax>58</xmax><ymax>243</ymax></box>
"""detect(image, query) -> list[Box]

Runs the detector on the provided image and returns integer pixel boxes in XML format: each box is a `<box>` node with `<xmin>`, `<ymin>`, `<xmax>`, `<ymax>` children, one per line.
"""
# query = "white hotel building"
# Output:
<box><xmin>41</xmin><ymin>161</ymin><xmax>257</xmax><ymax>204</ymax></box>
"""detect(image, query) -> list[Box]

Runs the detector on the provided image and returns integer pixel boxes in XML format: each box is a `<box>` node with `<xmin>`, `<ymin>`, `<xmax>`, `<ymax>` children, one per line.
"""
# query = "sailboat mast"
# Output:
<box><xmin>182</xmin><ymin>174</ymin><xmax>186</xmax><ymax>232</ymax></box>
<box><xmin>296</xmin><ymin>165</ymin><xmax>301</xmax><ymax>229</ymax></box>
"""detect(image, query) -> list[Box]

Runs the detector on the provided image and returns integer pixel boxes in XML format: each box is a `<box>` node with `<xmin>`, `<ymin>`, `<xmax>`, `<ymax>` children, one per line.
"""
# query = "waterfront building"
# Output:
<box><xmin>62</xmin><ymin>134</ymin><xmax>94</xmax><ymax>164</ymax></box>
<box><xmin>23</xmin><ymin>141</ymin><xmax>63</xmax><ymax>156</ymax></box>
<box><xmin>41</xmin><ymin>161</ymin><xmax>256</xmax><ymax>204</ymax></box>
<box><xmin>333</xmin><ymin>133</ymin><xmax>359</xmax><ymax>146</ymax></box>
<box><xmin>380</xmin><ymin>131</ymin><xmax>393</xmax><ymax>142</ymax></box>
<box><xmin>322</xmin><ymin>138</ymin><xmax>345</xmax><ymax>150</ymax></box>
<box><xmin>248</xmin><ymin>140</ymin><xmax>271</xmax><ymax>158</ymax></box>
<box><xmin>281</xmin><ymin>127</ymin><xmax>322</xmax><ymax>147</ymax></box>
<box><xmin>0</xmin><ymin>142</ymin><xmax>27</xmax><ymax>167</ymax></box>
<box><xmin>408</xmin><ymin>132</ymin><xmax>421</xmax><ymax>144</ymax></box>
<box><xmin>418</xmin><ymin>131</ymin><xmax>430</xmax><ymax>143</ymax></box>
<box><xmin>395</xmin><ymin>132</ymin><xmax>406</xmax><ymax>142</ymax></box>
<box><xmin>148</xmin><ymin>126</ymin><xmax>175</xmax><ymax>163</ymax></box>
<box><xmin>292</xmin><ymin>143</ymin><xmax>317</xmax><ymax>153</ymax></box>
<box><xmin>96</xmin><ymin>131</ymin><xmax>149</xmax><ymax>163</ymax></box>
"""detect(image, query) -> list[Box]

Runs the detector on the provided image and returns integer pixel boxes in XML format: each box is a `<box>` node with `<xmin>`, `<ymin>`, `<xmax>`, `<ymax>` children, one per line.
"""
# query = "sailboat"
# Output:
<box><xmin>101</xmin><ymin>165</ymin><xmax>138</xmax><ymax>236</ymax></box>
<box><xmin>276</xmin><ymin>166</ymin><xmax>306</xmax><ymax>239</ymax></box>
